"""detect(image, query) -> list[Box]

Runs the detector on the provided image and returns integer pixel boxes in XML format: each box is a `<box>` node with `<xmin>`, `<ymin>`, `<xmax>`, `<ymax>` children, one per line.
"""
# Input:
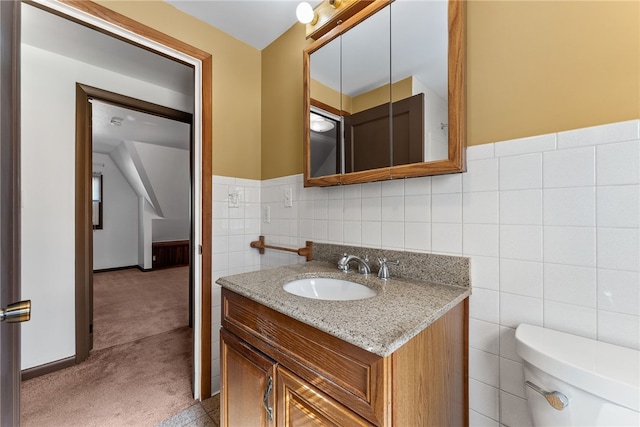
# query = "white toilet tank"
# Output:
<box><xmin>515</xmin><ymin>324</ymin><xmax>640</xmax><ymax>426</ymax></box>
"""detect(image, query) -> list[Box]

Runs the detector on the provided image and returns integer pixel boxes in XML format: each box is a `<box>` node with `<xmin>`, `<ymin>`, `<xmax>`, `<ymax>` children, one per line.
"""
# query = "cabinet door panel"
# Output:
<box><xmin>221</xmin><ymin>329</ymin><xmax>276</xmax><ymax>427</ymax></box>
<box><xmin>276</xmin><ymin>366</ymin><xmax>373</xmax><ymax>427</ymax></box>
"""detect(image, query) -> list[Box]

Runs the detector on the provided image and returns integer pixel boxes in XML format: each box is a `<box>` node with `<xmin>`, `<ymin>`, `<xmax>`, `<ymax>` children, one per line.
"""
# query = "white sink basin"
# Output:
<box><xmin>283</xmin><ymin>278</ymin><xmax>376</xmax><ymax>301</ymax></box>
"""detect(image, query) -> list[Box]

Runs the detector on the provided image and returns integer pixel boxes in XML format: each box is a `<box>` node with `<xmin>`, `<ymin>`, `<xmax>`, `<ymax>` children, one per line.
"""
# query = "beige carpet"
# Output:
<box><xmin>21</xmin><ymin>267</ymin><xmax>195</xmax><ymax>427</ymax></box>
<box><xmin>93</xmin><ymin>267</ymin><xmax>190</xmax><ymax>351</ymax></box>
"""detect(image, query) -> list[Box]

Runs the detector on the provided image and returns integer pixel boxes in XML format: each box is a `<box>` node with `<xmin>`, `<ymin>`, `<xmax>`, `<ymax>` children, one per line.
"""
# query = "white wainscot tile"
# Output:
<box><xmin>469</xmin><ymin>318</ymin><xmax>500</xmax><ymax>354</ymax></box>
<box><xmin>213</xmin><ymin>201</ymin><xmax>229</xmax><ymax>219</ymax></box>
<box><xmin>467</xmin><ymin>143</ymin><xmax>495</xmax><ymax>160</ymax></box>
<box><xmin>213</xmin><ymin>183</ymin><xmax>230</xmax><ymax>202</ymax></box>
<box><xmin>499</xmin><ymin>153</ymin><xmax>542</xmax><ymax>191</ymax></box>
<box><xmin>543</xmin><ymin>146</ymin><xmax>595</xmax><ymax>188</ymax></box>
<box><xmin>213</xmin><ymin>175</ymin><xmax>236</xmax><ymax>185</ymax></box>
<box><xmin>469</xmin><ymin>379</ymin><xmax>499</xmax><ymax>422</ymax></box>
<box><xmin>500</xmin><ymin>259</ymin><xmax>542</xmax><ymax>298</ymax></box>
<box><xmin>404</xmin><ymin>176</ymin><xmax>431</xmax><ymax>195</ymax></box>
<box><xmin>431</xmin><ymin>223</ymin><xmax>462</xmax><ymax>254</ymax></box>
<box><xmin>343</xmin><ymin>198</ymin><xmax>362</xmax><ymax>221</ymax></box>
<box><xmin>343</xmin><ymin>221</ymin><xmax>361</xmax><ymax>245</ymax></box>
<box><xmin>598</xmin><ymin>269</ymin><xmax>640</xmax><ymax>316</ymax></box>
<box><xmin>596</xmin><ymin>140</ymin><xmax>640</xmax><ymax>185</ymax></box>
<box><xmin>544</xmin><ymin>300</ymin><xmax>597</xmax><ymax>339</ymax></box>
<box><xmin>361</xmin><ymin>221</ymin><xmax>381</xmax><ymax>248</ymax></box>
<box><xmin>212</xmin><ymin>252</ymin><xmax>229</xmax><ymax>271</ymax></box>
<box><xmin>543</xmin><ymin>187</ymin><xmax>595</xmax><ymax>227</ymax></box>
<box><xmin>299</xmin><ymin>219</ymin><xmax>313</xmax><ymax>240</ymax></box>
<box><xmin>597</xmin><ymin>185</ymin><xmax>640</xmax><ymax>228</ymax></box>
<box><xmin>499</xmin><ymin>189</ymin><xmax>542</xmax><ymax>225</ymax></box>
<box><xmin>470</xmin><ymin>255</ymin><xmax>499</xmax><ymax>290</ymax></box>
<box><xmin>500</xmin><ymin>293</ymin><xmax>543</xmax><ymax>329</ymax></box>
<box><xmin>228</xmin><ymin>235</ymin><xmax>244</xmax><ymax>252</ymax></box>
<box><xmin>597</xmin><ymin>228</ymin><xmax>639</xmax><ymax>271</ymax></box>
<box><xmin>469</xmin><ymin>348</ymin><xmax>499</xmax><ymax>387</ymax></box>
<box><xmin>381</xmin><ymin>179</ymin><xmax>404</xmax><ymax>196</ymax></box>
<box><xmin>544</xmin><ymin>263</ymin><xmax>596</xmax><ymax>307</ymax></box>
<box><xmin>464</xmin><ymin>158</ymin><xmax>499</xmax><ymax>192</ymax></box>
<box><xmin>558</xmin><ymin>120</ymin><xmax>639</xmax><ymax>149</ymax></box>
<box><xmin>500</xmin><ymin>225</ymin><xmax>543</xmax><ymax>262</ymax></box>
<box><xmin>544</xmin><ymin>226</ymin><xmax>596</xmax><ymax>267</ymax></box>
<box><xmin>361</xmin><ymin>181</ymin><xmax>381</xmax><ymax>198</ymax></box>
<box><xmin>327</xmin><ymin>220</ymin><xmax>344</xmax><ymax>243</ymax></box>
<box><xmin>313</xmin><ymin>199</ymin><xmax>328</xmax><ymax>220</ymax></box>
<box><xmin>432</xmin><ymin>193</ymin><xmax>462</xmax><ymax>223</ymax></box>
<box><xmin>381</xmin><ymin>196</ymin><xmax>404</xmax><ymax>222</ymax></box>
<box><xmin>327</xmin><ymin>199</ymin><xmax>344</xmax><ymax>221</ymax></box>
<box><xmin>212</xmin><ymin>235</ymin><xmax>229</xmax><ymax>254</ymax></box>
<box><xmin>495</xmin><ymin>133</ymin><xmax>556</xmax><ymax>157</ymax></box>
<box><xmin>343</xmin><ymin>183</ymin><xmax>362</xmax><ymax>199</ymax></box>
<box><xmin>499</xmin><ymin>326</ymin><xmax>521</xmax><ymax>362</ymax></box>
<box><xmin>312</xmin><ymin>220</ymin><xmax>328</xmax><ymax>242</ymax></box>
<box><xmin>500</xmin><ymin>392</ymin><xmax>532</xmax><ymax>427</ymax></box>
<box><xmin>298</xmin><ymin>200</ymin><xmax>314</xmax><ymax>220</ymax></box>
<box><xmin>431</xmin><ymin>173</ymin><xmax>462</xmax><ymax>194</ymax></box>
<box><xmin>500</xmin><ymin>358</ymin><xmax>526</xmax><ymax>398</ymax></box>
<box><xmin>361</xmin><ymin>197</ymin><xmax>381</xmax><ymax>221</ymax></box>
<box><xmin>326</xmin><ymin>185</ymin><xmax>343</xmax><ymax>200</ymax></box>
<box><xmin>381</xmin><ymin>222</ymin><xmax>404</xmax><ymax>250</ymax></box>
<box><xmin>213</xmin><ymin>218</ymin><xmax>229</xmax><ymax>237</ymax></box>
<box><xmin>463</xmin><ymin>191</ymin><xmax>498</xmax><ymax>224</ymax></box>
<box><xmin>404</xmin><ymin>194</ymin><xmax>430</xmax><ymax>222</ymax></box>
<box><xmin>463</xmin><ymin>224</ymin><xmax>499</xmax><ymax>257</ymax></box>
<box><xmin>404</xmin><ymin>222</ymin><xmax>430</xmax><ymax>252</ymax></box>
<box><xmin>470</xmin><ymin>288</ymin><xmax>500</xmax><ymax>324</ymax></box>
<box><xmin>597</xmin><ymin>310</ymin><xmax>640</xmax><ymax>350</ymax></box>
<box><xmin>469</xmin><ymin>410</ymin><xmax>499</xmax><ymax>427</ymax></box>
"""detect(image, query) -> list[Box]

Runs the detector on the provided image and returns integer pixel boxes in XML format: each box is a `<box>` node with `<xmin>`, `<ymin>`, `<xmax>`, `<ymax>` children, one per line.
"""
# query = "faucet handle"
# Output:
<box><xmin>377</xmin><ymin>258</ymin><xmax>399</xmax><ymax>280</ymax></box>
<box><xmin>337</xmin><ymin>253</ymin><xmax>349</xmax><ymax>271</ymax></box>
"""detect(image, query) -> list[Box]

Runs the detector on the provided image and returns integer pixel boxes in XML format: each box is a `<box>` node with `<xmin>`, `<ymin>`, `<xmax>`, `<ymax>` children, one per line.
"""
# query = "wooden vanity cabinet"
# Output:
<box><xmin>220</xmin><ymin>289</ymin><xmax>468</xmax><ymax>426</ymax></box>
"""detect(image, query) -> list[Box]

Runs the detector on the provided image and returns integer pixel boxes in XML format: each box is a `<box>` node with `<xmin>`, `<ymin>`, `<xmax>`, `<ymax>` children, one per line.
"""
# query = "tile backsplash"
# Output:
<box><xmin>214</xmin><ymin>119</ymin><xmax>639</xmax><ymax>426</ymax></box>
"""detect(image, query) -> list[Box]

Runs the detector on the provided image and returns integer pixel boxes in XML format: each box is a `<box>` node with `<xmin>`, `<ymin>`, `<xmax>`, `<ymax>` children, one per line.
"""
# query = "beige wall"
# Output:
<box><xmin>95</xmin><ymin>0</ymin><xmax>263</xmax><ymax>180</ymax></box>
<box><xmin>467</xmin><ymin>0</ymin><xmax>639</xmax><ymax>146</ymax></box>
<box><xmin>261</xmin><ymin>24</ymin><xmax>313</xmax><ymax>180</ymax></box>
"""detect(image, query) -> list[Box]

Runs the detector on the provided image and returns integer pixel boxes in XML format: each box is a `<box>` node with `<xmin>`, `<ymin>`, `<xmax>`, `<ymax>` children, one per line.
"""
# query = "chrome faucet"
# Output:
<box><xmin>337</xmin><ymin>253</ymin><xmax>371</xmax><ymax>274</ymax></box>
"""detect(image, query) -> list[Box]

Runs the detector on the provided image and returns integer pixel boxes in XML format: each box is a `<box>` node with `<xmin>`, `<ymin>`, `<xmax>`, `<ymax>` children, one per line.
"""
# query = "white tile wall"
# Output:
<box><xmin>212</xmin><ymin>119</ymin><xmax>640</xmax><ymax>423</ymax></box>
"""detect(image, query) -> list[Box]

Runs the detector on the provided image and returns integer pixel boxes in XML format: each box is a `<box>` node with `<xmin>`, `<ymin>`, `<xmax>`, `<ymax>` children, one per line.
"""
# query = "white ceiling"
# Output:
<box><xmin>165</xmin><ymin>0</ymin><xmax>322</xmax><ymax>50</ymax></box>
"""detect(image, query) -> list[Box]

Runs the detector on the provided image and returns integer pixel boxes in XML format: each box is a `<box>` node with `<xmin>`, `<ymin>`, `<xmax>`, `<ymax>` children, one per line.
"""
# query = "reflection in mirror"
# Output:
<box><xmin>391</xmin><ymin>0</ymin><xmax>448</xmax><ymax>164</ymax></box>
<box><xmin>341</xmin><ymin>5</ymin><xmax>391</xmax><ymax>173</ymax></box>
<box><xmin>309</xmin><ymin>105</ymin><xmax>341</xmax><ymax>177</ymax></box>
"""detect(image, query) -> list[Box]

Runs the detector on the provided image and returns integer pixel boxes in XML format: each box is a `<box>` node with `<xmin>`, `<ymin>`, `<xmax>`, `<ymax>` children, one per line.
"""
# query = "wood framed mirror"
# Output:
<box><xmin>303</xmin><ymin>0</ymin><xmax>466</xmax><ymax>187</ymax></box>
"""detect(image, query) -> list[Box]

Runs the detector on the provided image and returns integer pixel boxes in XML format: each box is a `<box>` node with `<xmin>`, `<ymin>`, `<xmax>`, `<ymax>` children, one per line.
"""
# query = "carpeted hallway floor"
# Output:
<box><xmin>21</xmin><ymin>267</ymin><xmax>201</xmax><ymax>427</ymax></box>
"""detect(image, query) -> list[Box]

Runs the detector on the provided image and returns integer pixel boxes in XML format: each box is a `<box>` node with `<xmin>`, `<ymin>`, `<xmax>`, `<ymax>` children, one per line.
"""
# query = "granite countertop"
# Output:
<box><xmin>216</xmin><ymin>261</ymin><xmax>471</xmax><ymax>357</ymax></box>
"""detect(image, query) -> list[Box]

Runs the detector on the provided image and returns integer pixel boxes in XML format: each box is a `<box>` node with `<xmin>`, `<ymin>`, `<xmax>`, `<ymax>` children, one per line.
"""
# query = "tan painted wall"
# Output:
<box><xmin>467</xmin><ymin>0</ymin><xmax>639</xmax><ymax>145</ymax></box>
<box><xmin>262</xmin><ymin>0</ymin><xmax>639</xmax><ymax>177</ymax></box>
<box><xmin>261</xmin><ymin>24</ymin><xmax>313</xmax><ymax>180</ymax></box>
<box><xmin>95</xmin><ymin>0</ymin><xmax>263</xmax><ymax>180</ymax></box>
<box><xmin>352</xmin><ymin>77</ymin><xmax>413</xmax><ymax>113</ymax></box>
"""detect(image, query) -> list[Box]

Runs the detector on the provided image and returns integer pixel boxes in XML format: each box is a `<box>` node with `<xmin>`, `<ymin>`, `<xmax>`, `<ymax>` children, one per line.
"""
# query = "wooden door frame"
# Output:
<box><xmin>75</xmin><ymin>83</ymin><xmax>194</xmax><ymax>359</ymax></box>
<box><xmin>54</xmin><ymin>0</ymin><xmax>213</xmax><ymax>399</ymax></box>
<box><xmin>0</xmin><ymin>0</ymin><xmax>22</xmax><ymax>424</ymax></box>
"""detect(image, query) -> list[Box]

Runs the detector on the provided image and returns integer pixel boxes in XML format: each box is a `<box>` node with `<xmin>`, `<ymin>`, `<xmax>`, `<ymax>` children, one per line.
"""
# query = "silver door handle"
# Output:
<box><xmin>262</xmin><ymin>375</ymin><xmax>273</xmax><ymax>422</ymax></box>
<box><xmin>0</xmin><ymin>300</ymin><xmax>31</xmax><ymax>323</ymax></box>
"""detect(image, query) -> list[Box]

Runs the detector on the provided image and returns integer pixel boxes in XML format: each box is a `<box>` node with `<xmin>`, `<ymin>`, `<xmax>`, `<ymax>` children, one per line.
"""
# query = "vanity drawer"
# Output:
<box><xmin>222</xmin><ymin>289</ymin><xmax>389</xmax><ymax>426</ymax></box>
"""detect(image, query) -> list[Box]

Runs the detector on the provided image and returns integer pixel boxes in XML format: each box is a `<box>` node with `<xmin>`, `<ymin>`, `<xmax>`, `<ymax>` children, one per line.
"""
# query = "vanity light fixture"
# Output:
<box><xmin>310</xmin><ymin>112</ymin><xmax>335</xmax><ymax>132</ymax></box>
<box><xmin>296</xmin><ymin>2</ymin><xmax>317</xmax><ymax>25</ymax></box>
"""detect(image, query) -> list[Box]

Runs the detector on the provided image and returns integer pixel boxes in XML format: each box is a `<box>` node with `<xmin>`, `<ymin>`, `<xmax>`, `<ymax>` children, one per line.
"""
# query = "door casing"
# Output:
<box><xmin>27</xmin><ymin>0</ymin><xmax>213</xmax><ymax>399</ymax></box>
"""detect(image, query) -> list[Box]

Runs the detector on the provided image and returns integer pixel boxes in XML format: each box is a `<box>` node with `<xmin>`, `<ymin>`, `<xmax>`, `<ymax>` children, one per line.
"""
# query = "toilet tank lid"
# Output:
<box><xmin>515</xmin><ymin>324</ymin><xmax>640</xmax><ymax>412</ymax></box>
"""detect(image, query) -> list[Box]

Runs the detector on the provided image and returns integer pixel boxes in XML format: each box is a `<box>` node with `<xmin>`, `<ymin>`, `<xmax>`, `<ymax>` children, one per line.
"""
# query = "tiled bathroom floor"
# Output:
<box><xmin>156</xmin><ymin>393</ymin><xmax>220</xmax><ymax>427</ymax></box>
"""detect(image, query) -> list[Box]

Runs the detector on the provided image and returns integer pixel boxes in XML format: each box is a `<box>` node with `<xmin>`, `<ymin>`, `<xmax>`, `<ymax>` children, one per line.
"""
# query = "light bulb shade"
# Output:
<box><xmin>310</xmin><ymin>112</ymin><xmax>335</xmax><ymax>132</ymax></box>
<box><xmin>296</xmin><ymin>2</ymin><xmax>315</xmax><ymax>24</ymax></box>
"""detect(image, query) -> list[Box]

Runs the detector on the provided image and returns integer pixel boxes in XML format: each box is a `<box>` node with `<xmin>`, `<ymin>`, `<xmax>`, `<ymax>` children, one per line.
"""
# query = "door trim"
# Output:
<box><xmin>32</xmin><ymin>0</ymin><xmax>213</xmax><ymax>399</ymax></box>
<box><xmin>75</xmin><ymin>84</ymin><xmax>194</xmax><ymax>364</ymax></box>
